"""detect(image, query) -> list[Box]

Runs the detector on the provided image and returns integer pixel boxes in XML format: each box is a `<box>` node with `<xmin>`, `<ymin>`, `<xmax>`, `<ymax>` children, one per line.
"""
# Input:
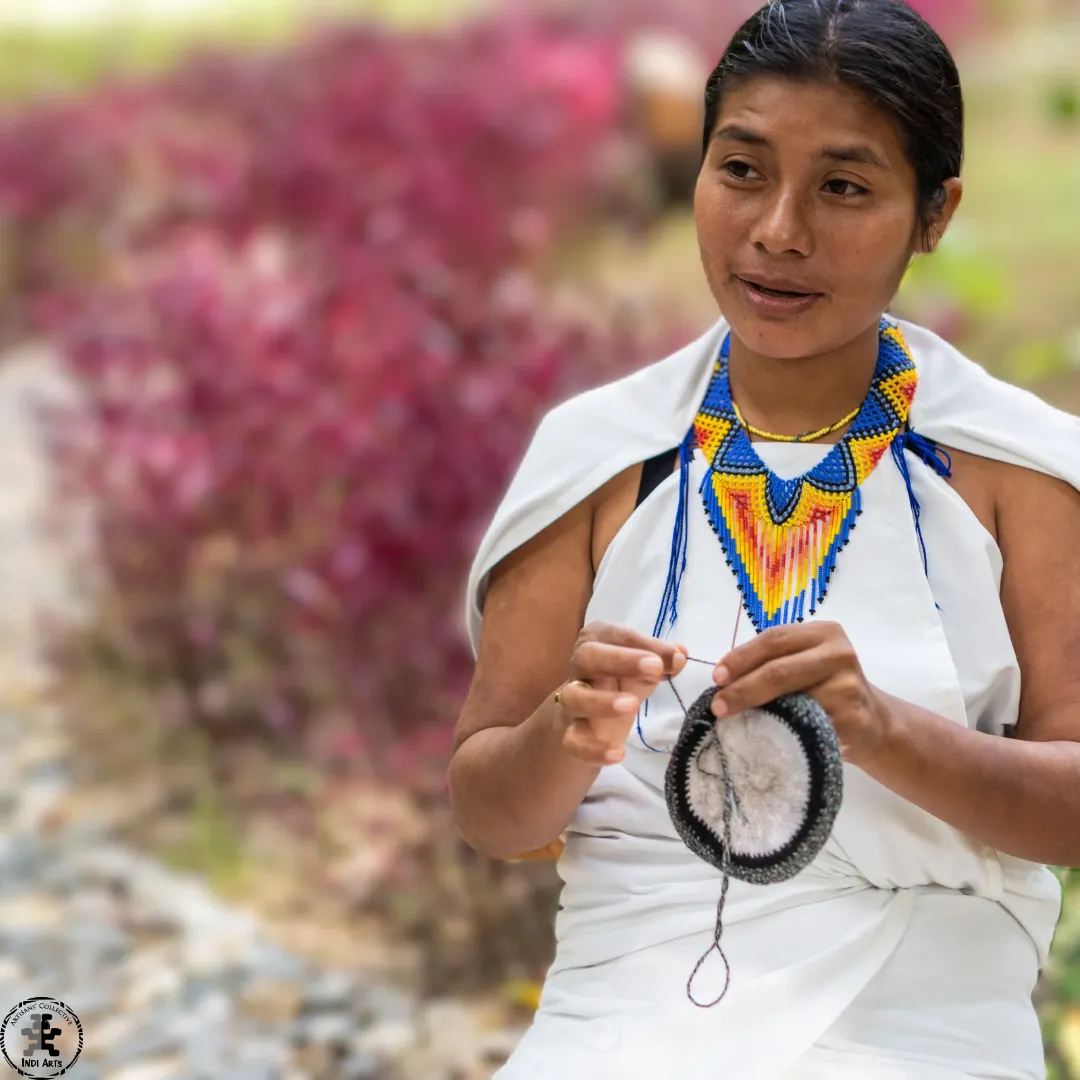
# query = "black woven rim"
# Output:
<box><xmin>664</xmin><ymin>689</ymin><xmax>844</xmax><ymax>885</ymax></box>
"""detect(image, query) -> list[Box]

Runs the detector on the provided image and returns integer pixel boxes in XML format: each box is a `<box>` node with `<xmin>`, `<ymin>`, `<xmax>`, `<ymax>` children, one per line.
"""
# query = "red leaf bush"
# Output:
<box><xmin>33</xmin><ymin>14</ymin><xmax>670</xmax><ymax>799</ymax></box>
<box><xmin>0</xmin><ymin>14</ymin><xmax>631</xmax><ymax>339</ymax></box>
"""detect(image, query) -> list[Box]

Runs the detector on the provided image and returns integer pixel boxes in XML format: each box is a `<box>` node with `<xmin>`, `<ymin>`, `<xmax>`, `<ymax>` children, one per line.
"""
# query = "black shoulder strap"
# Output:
<box><xmin>636</xmin><ymin>447</ymin><xmax>680</xmax><ymax>509</ymax></box>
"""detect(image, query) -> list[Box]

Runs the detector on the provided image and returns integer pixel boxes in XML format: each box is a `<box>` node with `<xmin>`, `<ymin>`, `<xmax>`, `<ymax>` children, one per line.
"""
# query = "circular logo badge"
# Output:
<box><xmin>0</xmin><ymin>998</ymin><xmax>84</xmax><ymax>1079</ymax></box>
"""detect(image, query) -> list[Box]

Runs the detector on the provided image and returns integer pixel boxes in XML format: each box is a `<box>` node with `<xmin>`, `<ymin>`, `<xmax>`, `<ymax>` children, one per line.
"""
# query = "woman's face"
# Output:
<box><xmin>694</xmin><ymin>76</ymin><xmax>959</xmax><ymax>360</ymax></box>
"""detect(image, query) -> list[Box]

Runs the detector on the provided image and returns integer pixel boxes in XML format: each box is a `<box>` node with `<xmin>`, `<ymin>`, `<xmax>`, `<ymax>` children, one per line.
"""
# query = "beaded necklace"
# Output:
<box><xmin>644</xmin><ymin>317</ymin><xmax>951</xmax><ymax>748</ymax></box>
<box><xmin>691</xmin><ymin>317</ymin><xmax>918</xmax><ymax>632</ymax></box>
<box><xmin>731</xmin><ymin>400</ymin><xmax>860</xmax><ymax>444</ymax></box>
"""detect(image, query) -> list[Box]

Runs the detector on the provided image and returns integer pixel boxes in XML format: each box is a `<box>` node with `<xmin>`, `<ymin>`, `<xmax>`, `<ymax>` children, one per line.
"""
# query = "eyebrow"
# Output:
<box><xmin>712</xmin><ymin>125</ymin><xmax>889</xmax><ymax>170</ymax></box>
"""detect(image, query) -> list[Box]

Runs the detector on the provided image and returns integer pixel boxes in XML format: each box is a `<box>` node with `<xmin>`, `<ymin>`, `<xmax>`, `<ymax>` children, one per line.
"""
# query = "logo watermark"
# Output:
<box><xmin>0</xmin><ymin>998</ymin><xmax>83</xmax><ymax>1079</ymax></box>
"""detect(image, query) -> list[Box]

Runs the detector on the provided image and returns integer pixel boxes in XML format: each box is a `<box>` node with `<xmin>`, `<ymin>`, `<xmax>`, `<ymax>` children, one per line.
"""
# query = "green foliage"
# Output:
<box><xmin>1047</xmin><ymin>82</ymin><xmax>1080</xmax><ymax>125</ymax></box>
<box><xmin>162</xmin><ymin>787</ymin><xmax>248</xmax><ymax>893</ymax></box>
<box><xmin>0</xmin><ymin>23</ymin><xmax>279</xmax><ymax>101</ymax></box>
<box><xmin>1041</xmin><ymin>872</ymin><xmax>1080</xmax><ymax>1076</ymax></box>
<box><xmin>1005</xmin><ymin>337</ymin><xmax>1071</xmax><ymax>384</ymax></box>
<box><xmin>898</xmin><ymin>222</ymin><xmax>1009</xmax><ymax>320</ymax></box>
<box><xmin>0</xmin><ymin>0</ymin><xmax>488</xmax><ymax>102</ymax></box>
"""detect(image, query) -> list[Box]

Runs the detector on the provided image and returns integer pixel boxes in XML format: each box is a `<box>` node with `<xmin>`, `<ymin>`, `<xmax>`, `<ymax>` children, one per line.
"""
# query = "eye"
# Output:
<box><xmin>823</xmin><ymin>178</ymin><xmax>869</xmax><ymax>197</ymax></box>
<box><xmin>721</xmin><ymin>160</ymin><xmax>764</xmax><ymax>182</ymax></box>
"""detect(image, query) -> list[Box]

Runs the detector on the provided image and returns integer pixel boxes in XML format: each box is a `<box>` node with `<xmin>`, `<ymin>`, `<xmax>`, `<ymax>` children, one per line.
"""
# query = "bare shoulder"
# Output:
<box><xmin>992</xmin><ymin>459</ymin><xmax>1080</xmax><ymax>741</ymax></box>
<box><xmin>455</xmin><ymin>494</ymin><xmax>594</xmax><ymax>752</ymax></box>
<box><xmin>455</xmin><ymin>457</ymin><xmax>653</xmax><ymax>751</ymax></box>
<box><xmin>938</xmin><ymin>445</ymin><xmax>1000</xmax><ymax>540</ymax></box>
<box><xmin>937</xmin><ymin>442</ymin><xmax>1080</xmax><ymax>739</ymax></box>
<box><xmin>591</xmin><ymin>463</ymin><xmax>645</xmax><ymax>573</ymax></box>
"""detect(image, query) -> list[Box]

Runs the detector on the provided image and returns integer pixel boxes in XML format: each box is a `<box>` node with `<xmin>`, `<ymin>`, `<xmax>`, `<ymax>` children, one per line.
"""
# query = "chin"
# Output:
<box><xmin>721</xmin><ymin>307</ymin><xmax>834</xmax><ymax>361</ymax></box>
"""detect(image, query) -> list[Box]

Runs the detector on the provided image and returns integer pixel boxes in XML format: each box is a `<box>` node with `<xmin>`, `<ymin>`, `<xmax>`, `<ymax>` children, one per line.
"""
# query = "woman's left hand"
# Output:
<box><xmin>711</xmin><ymin>621</ymin><xmax>892</xmax><ymax>767</ymax></box>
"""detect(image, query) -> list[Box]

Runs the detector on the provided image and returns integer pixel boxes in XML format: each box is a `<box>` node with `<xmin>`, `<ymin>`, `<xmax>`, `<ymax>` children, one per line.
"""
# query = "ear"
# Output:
<box><xmin>915</xmin><ymin>177</ymin><xmax>963</xmax><ymax>254</ymax></box>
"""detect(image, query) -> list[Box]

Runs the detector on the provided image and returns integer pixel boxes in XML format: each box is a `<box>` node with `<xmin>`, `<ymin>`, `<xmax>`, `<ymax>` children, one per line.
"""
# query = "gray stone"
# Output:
<box><xmin>355</xmin><ymin>985</ymin><xmax>414</xmax><ymax>1025</ymax></box>
<box><xmin>227</xmin><ymin>1067</ymin><xmax>276</xmax><ymax>1080</ymax></box>
<box><xmin>67</xmin><ymin>924</ymin><xmax>131</xmax><ymax>968</ymax></box>
<box><xmin>1</xmin><ymin>925</ymin><xmax>51</xmax><ymax>963</ymax></box>
<box><xmin>180</xmin><ymin>936</ymin><xmax>230</xmax><ymax>978</ymax></box>
<box><xmin>64</xmin><ymin>985</ymin><xmax>118</xmax><ymax>1018</ymax></box>
<box><xmin>103</xmin><ymin>1024</ymin><xmax>181</xmax><ymax>1070</ymax></box>
<box><xmin>352</xmin><ymin>1019</ymin><xmax>417</xmax><ymax>1061</ymax></box>
<box><xmin>0</xmin><ymin>835</ymin><xmax>39</xmax><ymax>885</ymax></box>
<box><xmin>90</xmin><ymin>1013</ymin><xmax>140</xmax><ymax>1061</ymax></box>
<box><xmin>299</xmin><ymin>1012</ymin><xmax>355</xmax><ymax>1050</ymax></box>
<box><xmin>28</xmin><ymin>758</ymin><xmax>69</xmax><ymax>784</ymax></box>
<box><xmin>0</xmin><ymin>713</ymin><xmax>23</xmax><ymax>743</ymax></box>
<box><xmin>237</xmin><ymin>977</ymin><xmax>302</xmax><ymax>1026</ymax></box>
<box><xmin>103</xmin><ymin>1059</ymin><xmax>184</xmax><ymax>1080</ymax></box>
<box><xmin>57</xmin><ymin>819</ymin><xmax>110</xmax><ymax>847</ymax></box>
<box><xmin>124</xmin><ymin>961</ymin><xmax>183</xmax><ymax>1012</ymax></box>
<box><xmin>0</xmin><ymin>957</ymin><xmax>25</xmax><ymax>986</ymax></box>
<box><xmin>0</xmin><ymin>617</ymin><xmax>441</xmax><ymax>1080</ymax></box>
<box><xmin>80</xmin><ymin>845</ymin><xmax>145</xmax><ymax>895</ymax></box>
<box><xmin>190</xmin><ymin>990</ymin><xmax>233</xmax><ymax>1028</ymax></box>
<box><xmin>122</xmin><ymin>884</ymin><xmax>184</xmax><ymax>933</ymax></box>
<box><xmin>69</xmin><ymin>944</ymin><xmax>124</xmax><ymax>985</ymax></box>
<box><xmin>181</xmin><ymin>1025</ymin><xmax>228</xmax><ymax>1079</ymax></box>
<box><xmin>181</xmin><ymin>975</ymin><xmax>226</xmax><ymax>1009</ymax></box>
<box><xmin>302</xmin><ymin>970</ymin><xmax>359</xmax><ymax>1014</ymax></box>
<box><xmin>243</xmin><ymin>944</ymin><xmax>309</xmax><ymax>983</ymax></box>
<box><xmin>13</xmin><ymin>775</ymin><xmax>67</xmax><ymax>831</ymax></box>
<box><xmin>68</xmin><ymin>885</ymin><xmax>122</xmax><ymax>924</ymax></box>
<box><xmin>234</xmin><ymin>1035</ymin><xmax>290</xmax><ymax>1072</ymax></box>
<box><xmin>340</xmin><ymin>1050</ymin><xmax>385</xmax><ymax>1080</ymax></box>
<box><xmin>0</xmin><ymin>889</ymin><xmax>65</xmax><ymax>935</ymax></box>
<box><xmin>39</xmin><ymin>858</ymin><xmax>84</xmax><ymax>895</ymax></box>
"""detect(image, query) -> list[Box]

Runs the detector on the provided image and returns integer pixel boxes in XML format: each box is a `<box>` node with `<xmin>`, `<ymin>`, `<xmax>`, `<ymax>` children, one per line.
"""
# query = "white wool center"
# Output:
<box><xmin>687</xmin><ymin>708</ymin><xmax>811</xmax><ymax>858</ymax></box>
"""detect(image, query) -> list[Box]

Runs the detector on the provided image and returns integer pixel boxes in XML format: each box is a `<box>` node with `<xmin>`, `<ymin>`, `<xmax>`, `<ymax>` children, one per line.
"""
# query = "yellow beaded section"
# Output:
<box><xmin>731</xmin><ymin>400</ymin><xmax>861</xmax><ymax>443</ymax></box>
<box><xmin>693</xmin><ymin>320</ymin><xmax>919</xmax><ymax>629</ymax></box>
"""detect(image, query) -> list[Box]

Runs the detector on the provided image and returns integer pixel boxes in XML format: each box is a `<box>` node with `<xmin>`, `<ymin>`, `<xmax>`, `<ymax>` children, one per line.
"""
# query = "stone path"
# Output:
<box><xmin>0</xmin><ymin>346</ymin><xmax>522</xmax><ymax>1080</ymax></box>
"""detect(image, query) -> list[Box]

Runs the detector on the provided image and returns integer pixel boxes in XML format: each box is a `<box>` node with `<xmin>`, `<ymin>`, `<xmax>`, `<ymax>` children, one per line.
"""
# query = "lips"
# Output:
<box><xmin>734</xmin><ymin>275</ymin><xmax>823</xmax><ymax>319</ymax></box>
<box><xmin>737</xmin><ymin>275</ymin><xmax>822</xmax><ymax>298</ymax></box>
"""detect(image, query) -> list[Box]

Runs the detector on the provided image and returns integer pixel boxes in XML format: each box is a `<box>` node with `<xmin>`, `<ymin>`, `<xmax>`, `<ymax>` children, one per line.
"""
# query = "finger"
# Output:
<box><xmin>562</xmin><ymin>720</ymin><xmax>627</xmax><ymax>765</ymax></box>
<box><xmin>712</xmin><ymin>645</ymin><xmax>838</xmax><ymax>718</ymax></box>
<box><xmin>714</xmin><ymin>622</ymin><xmax>832</xmax><ymax>686</ymax></box>
<box><xmin>571</xmin><ymin>641</ymin><xmax>667</xmax><ymax>683</ymax></box>
<box><xmin>558</xmin><ymin>680</ymin><xmax>639</xmax><ymax>724</ymax></box>
<box><xmin>557</xmin><ymin>681</ymin><xmax>639</xmax><ymax>757</ymax></box>
<box><xmin>586</xmin><ymin>623</ymin><xmax>688</xmax><ymax>674</ymax></box>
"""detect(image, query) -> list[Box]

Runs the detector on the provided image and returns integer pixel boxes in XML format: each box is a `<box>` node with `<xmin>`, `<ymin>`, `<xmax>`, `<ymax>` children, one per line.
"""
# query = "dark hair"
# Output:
<box><xmin>703</xmin><ymin>0</ymin><xmax>964</xmax><ymax>242</ymax></box>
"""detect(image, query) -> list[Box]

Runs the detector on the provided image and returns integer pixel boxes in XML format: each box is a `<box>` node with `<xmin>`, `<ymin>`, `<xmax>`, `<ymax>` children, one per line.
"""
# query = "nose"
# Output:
<box><xmin>749</xmin><ymin>187</ymin><xmax>813</xmax><ymax>258</ymax></box>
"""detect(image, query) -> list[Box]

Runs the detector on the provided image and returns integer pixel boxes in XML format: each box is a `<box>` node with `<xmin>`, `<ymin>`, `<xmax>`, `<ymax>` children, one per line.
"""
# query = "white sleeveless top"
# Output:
<box><xmin>468</xmin><ymin>319</ymin><xmax>1080</xmax><ymax>1080</ymax></box>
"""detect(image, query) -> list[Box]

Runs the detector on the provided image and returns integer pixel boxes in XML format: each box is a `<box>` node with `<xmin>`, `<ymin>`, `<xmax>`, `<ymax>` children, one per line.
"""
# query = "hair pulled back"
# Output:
<box><xmin>703</xmin><ymin>0</ymin><xmax>963</xmax><ymax>239</ymax></box>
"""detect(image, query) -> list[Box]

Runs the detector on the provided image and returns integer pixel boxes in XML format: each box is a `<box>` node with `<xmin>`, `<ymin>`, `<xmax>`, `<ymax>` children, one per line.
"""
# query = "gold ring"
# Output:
<box><xmin>554</xmin><ymin>679</ymin><xmax>589</xmax><ymax>709</ymax></box>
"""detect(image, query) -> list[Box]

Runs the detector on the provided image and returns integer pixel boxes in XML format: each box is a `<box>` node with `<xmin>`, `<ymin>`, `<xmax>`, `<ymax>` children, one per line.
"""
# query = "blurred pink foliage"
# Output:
<box><xmin>906</xmin><ymin>0</ymin><xmax>979</xmax><ymax>39</ymax></box>
<box><xmin>0</xmin><ymin>17</ymin><xmax>629</xmax><ymax>332</ymax></box>
<box><xmin>17</xmin><ymin>14</ymin><xmax>665</xmax><ymax>785</ymax></box>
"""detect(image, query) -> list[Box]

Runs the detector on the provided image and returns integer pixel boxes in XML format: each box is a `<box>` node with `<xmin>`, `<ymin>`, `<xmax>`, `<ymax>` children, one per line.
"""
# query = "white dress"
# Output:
<box><xmin>465</xmin><ymin>318</ymin><xmax>1080</xmax><ymax>1079</ymax></box>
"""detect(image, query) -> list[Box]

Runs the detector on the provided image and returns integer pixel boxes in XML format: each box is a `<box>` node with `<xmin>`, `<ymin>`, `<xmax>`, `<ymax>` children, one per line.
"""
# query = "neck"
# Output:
<box><xmin>727</xmin><ymin>321</ymin><xmax>881</xmax><ymax>441</ymax></box>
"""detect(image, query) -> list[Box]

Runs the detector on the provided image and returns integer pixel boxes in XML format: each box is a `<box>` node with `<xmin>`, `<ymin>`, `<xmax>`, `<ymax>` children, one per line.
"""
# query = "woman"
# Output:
<box><xmin>449</xmin><ymin>1</ymin><xmax>1080</xmax><ymax>1077</ymax></box>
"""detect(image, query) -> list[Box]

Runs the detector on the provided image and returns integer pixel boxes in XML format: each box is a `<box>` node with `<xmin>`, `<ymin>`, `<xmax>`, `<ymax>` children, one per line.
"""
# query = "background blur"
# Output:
<box><xmin>0</xmin><ymin>1</ymin><xmax>1078</xmax><ymax>1078</ymax></box>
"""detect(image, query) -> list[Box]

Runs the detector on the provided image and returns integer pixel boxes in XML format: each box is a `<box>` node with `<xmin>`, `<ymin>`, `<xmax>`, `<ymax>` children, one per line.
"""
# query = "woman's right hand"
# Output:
<box><xmin>556</xmin><ymin>622</ymin><xmax>688</xmax><ymax>765</ymax></box>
